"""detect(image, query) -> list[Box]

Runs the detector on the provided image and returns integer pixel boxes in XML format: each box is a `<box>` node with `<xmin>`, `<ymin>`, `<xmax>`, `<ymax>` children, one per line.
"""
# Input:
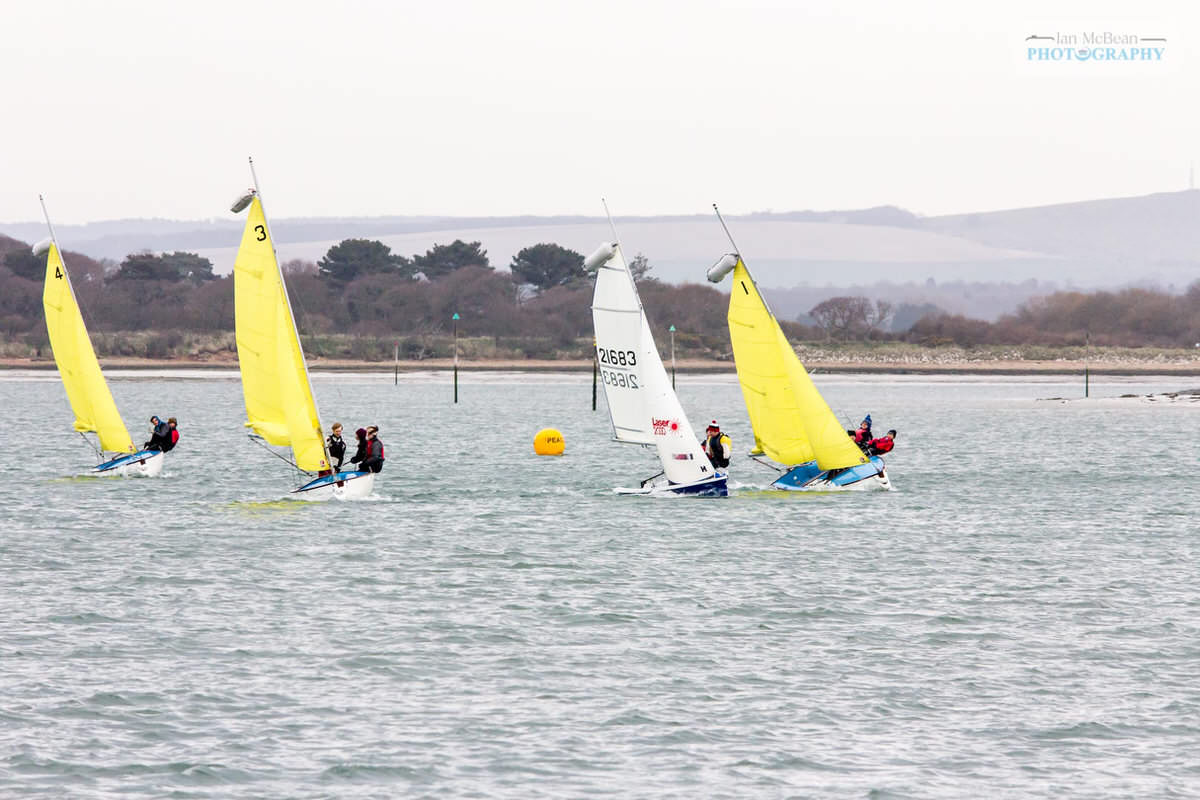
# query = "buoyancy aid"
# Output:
<box><xmin>867</xmin><ymin>436</ymin><xmax>894</xmax><ymax>454</ymax></box>
<box><xmin>705</xmin><ymin>432</ymin><xmax>731</xmax><ymax>468</ymax></box>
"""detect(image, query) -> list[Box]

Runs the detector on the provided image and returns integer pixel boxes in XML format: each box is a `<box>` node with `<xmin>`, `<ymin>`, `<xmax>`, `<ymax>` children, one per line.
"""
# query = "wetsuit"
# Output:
<box><xmin>144</xmin><ymin>420</ymin><xmax>170</xmax><ymax>451</ymax></box>
<box><xmin>327</xmin><ymin>434</ymin><xmax>346</xmax><ymax>471</ymax></box>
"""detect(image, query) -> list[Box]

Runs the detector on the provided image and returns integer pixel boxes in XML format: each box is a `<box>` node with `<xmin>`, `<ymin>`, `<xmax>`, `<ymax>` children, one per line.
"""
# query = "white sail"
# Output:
<box><xmin>590</xmin><ymin>242</ymin><xmax>715</xmax><ymax>485</ymax></box>
<box><xmin>590</xmin><ymin>243</ymin><xmax>656</xmax><ymax>445</ymax></box>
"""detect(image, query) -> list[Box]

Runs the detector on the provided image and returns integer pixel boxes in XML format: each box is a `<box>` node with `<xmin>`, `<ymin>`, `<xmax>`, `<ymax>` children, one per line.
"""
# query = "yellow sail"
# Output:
<box><xmin>233</xmin><ymin>197</ymin><xmax>329</xmax><ymax>472</ymax></box>
<box><xmin>42</xmin><ymin>243</ymin><xmax>135</xmax><ymax>454</ymax></box>
<box><xmin>727</xmin><ymin>259</ymin><xmax>867</xmax><ymax>471</ymax></box>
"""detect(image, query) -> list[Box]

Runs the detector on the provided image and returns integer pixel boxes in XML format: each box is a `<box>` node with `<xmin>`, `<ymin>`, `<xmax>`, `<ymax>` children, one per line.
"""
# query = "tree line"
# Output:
<box><xmin>2</xmin><ymin>232</ymin><xmax>1197</xmax><ymax>358</ymax></box>
<box><xmin>0</xmin><ymin>234</ymin><xmax>735</xmax><ymax>359</ymax></box>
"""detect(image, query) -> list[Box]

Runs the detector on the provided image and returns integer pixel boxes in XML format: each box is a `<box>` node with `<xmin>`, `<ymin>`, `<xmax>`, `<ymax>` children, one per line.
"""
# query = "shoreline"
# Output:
<box><xmin>4</xmin><ymin>356</ymin><xmax>1200</xmax><ymax>377</ymax></box>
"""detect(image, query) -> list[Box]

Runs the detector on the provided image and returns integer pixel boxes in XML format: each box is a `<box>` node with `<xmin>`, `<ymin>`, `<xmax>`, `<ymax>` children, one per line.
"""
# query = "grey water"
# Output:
<box><xmin>1</xmin><ymin>371</ymin><xmax>1197</xmax><ymax>798</ymax></box>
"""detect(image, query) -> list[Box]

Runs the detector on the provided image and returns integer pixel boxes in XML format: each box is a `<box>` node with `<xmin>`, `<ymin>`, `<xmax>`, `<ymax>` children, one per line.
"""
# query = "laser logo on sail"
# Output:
<box><xmin>651</xmin><ymin>418</ymin><xmax>679</xmax><ymax>435</ymax></box>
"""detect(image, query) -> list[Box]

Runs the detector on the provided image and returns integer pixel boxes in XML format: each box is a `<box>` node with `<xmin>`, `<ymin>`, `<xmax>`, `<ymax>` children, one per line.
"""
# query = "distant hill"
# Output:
<box><xmin>2</xmin><ymin>190</ymin><xmax>1196</xmax><ymax>293</ymax></box>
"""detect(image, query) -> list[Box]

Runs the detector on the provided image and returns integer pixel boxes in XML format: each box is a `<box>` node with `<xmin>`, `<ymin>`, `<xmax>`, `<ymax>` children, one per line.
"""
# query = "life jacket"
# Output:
<box><xmin>368</xmin><ymin>437</ymin><xmax>384</xmax><ymax>460</ymax></box>
<box><xmin>706</xmin><ymin>432</ymin><xmax>731</xmax><ymax>468</ymax></box>
<box><xmin>869</xmin><ymin>436</ymin><xmax>894</xmax><ymax>454</ymax></box>
<box><xmin>162</xmin><ymin>429</ymin><xmax>179</xmax><ymax>452</ymax></box>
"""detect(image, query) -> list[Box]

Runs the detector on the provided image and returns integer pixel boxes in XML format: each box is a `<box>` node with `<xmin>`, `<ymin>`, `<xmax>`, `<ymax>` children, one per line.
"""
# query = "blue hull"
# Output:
<box><xmin>667</xmin><ymin>475</ymin><xmax>728</xmax><ymax>497</ymax></box>
<box><xmin>93</xmin><ymin>449</ymin><xmax>159</xmax><ymax>473</ymax></box>
<box><xmin>772</xmin><ymin>457</ymin><xmax>886</xmax><ymax>491</ymax></box>
<box><xmin>294</xmin><ymin>470</ymin><xmax>372</xmax><ymax>493</ymax></box>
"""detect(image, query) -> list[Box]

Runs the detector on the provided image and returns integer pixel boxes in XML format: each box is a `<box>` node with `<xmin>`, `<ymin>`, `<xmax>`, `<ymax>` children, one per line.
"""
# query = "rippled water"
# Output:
<box><xmin>2</xmin><ymin>370</ymin><xmax>1197</xmax><ymax>798</ymax></box>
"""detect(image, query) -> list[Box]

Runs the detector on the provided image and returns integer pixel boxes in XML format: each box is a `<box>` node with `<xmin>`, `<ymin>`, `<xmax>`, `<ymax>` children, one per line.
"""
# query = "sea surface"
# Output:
<box><xmin>1</xmin><ymin>371</ymin><xmax>1197</xmax><ymax>798</ymax></box>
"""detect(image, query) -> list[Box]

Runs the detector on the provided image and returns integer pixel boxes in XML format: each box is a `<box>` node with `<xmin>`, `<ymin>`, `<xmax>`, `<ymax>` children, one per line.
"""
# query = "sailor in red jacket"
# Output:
<box><xmin>865</xmin><ymin>429</ymin><xmax>896</xmax><ymax>456</ymax></box>
<box><xmin>161</xmin><ymin>417</ymin><xmax>180</xmax><ymax>452</ymax></box>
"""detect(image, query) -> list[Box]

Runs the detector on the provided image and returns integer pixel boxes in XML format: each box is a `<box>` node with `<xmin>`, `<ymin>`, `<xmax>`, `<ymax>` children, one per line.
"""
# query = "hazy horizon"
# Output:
<box><xmin>3</xmin><ymin>1</ymin><xmax>1197</xmax><ymax>225</ymax></box>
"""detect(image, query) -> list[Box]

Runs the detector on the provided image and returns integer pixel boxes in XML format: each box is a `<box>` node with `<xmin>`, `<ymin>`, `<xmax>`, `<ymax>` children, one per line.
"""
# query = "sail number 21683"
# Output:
<box><xmin>597</xmin><ymin>348</ymin><xmax>636</xmax><ymax>367</ymax></box>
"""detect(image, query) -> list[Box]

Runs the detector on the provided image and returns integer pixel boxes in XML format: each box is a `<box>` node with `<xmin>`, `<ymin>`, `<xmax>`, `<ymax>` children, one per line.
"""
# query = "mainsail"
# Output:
<box><xmin>725</xmin><ymin>257</ymin><xmax>867</xmax><ymax>471</ymax></box>
<box><xmin>233</xmin><ymin>195</ymin><xmax>329</xmax><ymax>472</ymax></box>
<box><xmin>591</xmin><ymin>243</ymin><xmax>712</xmax><ymax>485</ymax></box>
<box><xmin>42</xmin><ymin>241</ymin><xmax>135</xmax><ymax>454</ymax></box>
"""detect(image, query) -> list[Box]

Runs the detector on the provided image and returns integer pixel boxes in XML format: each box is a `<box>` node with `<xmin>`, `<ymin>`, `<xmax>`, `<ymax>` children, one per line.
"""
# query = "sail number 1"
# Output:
<box><xmin>597</xmin><ymin>348</ymin><xmax>636</xmax><ymax>367</ymax></box>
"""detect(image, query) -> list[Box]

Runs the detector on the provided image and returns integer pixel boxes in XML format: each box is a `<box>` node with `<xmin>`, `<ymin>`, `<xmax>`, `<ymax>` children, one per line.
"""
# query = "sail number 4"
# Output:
<box><xmin>597</xmin><ymin>348</ymin><xmax>636</xmax><ymax>367</ymax></box>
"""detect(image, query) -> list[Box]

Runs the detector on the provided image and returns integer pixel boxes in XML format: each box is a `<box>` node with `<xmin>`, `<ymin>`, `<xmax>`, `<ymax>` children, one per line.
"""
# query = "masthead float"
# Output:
<box><xmin>230</xmin><ymin>159</ymin><xmax>374</xmax><ymax>500</ymax></box>
<box><xmin>589</xmin><ymin>211</ymin><xmax>726</xmax><ymax>496</ymax></box>
<box><xmin>708</xmin><ymin>205</ymin><xmax>892</xmax><ymax>491</ymax></box>
<box><xmin>38</xmin><ymin>196</ymin><xmax>164</xmax><ymax>477</ymax></box>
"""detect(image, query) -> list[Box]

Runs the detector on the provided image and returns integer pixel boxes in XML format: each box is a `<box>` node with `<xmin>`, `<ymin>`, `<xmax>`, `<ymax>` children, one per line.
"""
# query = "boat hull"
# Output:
<box><xmin>292</xmin><ymin>470</ymin><xmax>376</xmax><ymax>501</ymax></box>
<box><xmin>771</xmin><ymin>457</ymin><xmax>892</xmax><ymax>492</ymax></box>
<box><xmin>92</xmin><ymin>450</ymin><xmax>165</xmax><ymax>478</ymax></box>
<box><xmin>614</xmin><ymin>473</ymin><xmax>728</xmax><ymax>497</ymax></box>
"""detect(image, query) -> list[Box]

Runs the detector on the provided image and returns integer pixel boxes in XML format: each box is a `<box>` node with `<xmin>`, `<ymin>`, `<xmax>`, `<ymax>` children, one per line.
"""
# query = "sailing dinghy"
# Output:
<box><xmin>706</xmin><ymin>215</ymin><xmax>892</xmax><ymax>491</ymax></box>
<box><xmin>588</xmin><ymin>241</ymin><xmax>726</xmax><ymax>497</ymax></box>
<box><xmin>230</xmin><ymin>162</ymin><xmax>374</xmax><ymax>501</ymax></box>
<box><xmin>36</xmin><ymin>198</ymin><xmax>163</xmax><ymax>477</ymax></box>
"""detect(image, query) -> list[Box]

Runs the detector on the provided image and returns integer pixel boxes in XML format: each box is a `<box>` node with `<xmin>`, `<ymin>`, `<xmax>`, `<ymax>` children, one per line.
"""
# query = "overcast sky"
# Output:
<box><xmin>3</xmin><ymin>0</ymin><xmax>1197</xmax><ymax>223</ymax></box>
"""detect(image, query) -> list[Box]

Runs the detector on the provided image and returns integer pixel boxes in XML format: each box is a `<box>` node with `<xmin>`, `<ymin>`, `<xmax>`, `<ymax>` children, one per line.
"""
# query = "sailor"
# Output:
<box><xmin>359</xmin><ymin>426</ymin><xmax>385</xmax><ymax>473</ymax></box>
<box><xmin>703</xmin><ymin>420</ymin><xmax>731</xmax><ymax>469</ymax></box>
<box><xmin>144</xmin><ymin>415</ymin><xmax>171</xmax><ymax>450</ymax></box>
<box><xmin>160</xmin><ymin>417</ymin><xmax>180</xmax><ymax>452</ymax></box>
<box><xmin>326</xmin><ymin>422</ymin><xmax>346</xmax><ymax>471</ymax></box>
<box><xmin>864</xmin><ymin>429</ymin><xmax>897</xmax><ymax>456</ymax></box>
<box><xmin>348</xmin><ymin>427</ymin><xmax>368</xmax><ymax>470</ymax></box>
<box><xmin>847</xmin><ymin>415</ymin><xmax>873</xmax><ymax>449</ymax></box>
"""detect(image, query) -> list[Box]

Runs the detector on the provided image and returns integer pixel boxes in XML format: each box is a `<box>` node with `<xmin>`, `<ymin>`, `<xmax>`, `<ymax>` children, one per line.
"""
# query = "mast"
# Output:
<box><xmin>38</xmin><ymin>195</ymin><xmax>79</xmax><ymax>305</ymax></box>
<box><xmin>712</xmin><ymin>203</ymin><xmax>779</xmax><ymax>319</ymax></box>
<box><xmin>601</xmin><ymin>199</ymin><xmax>646</xmax><ymax>311</ymax></box>
<box><xmin>247</xmin><ymin>158</ymin><xmax>332</xmax><ymax>471</ymax></box>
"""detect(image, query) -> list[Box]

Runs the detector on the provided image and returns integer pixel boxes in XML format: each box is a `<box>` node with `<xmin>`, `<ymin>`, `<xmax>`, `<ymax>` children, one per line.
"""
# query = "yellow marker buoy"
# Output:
<box><xmin>534</xmin><ymin>428</ymin><xmax>565</xmax><ymax>456</ymax></box>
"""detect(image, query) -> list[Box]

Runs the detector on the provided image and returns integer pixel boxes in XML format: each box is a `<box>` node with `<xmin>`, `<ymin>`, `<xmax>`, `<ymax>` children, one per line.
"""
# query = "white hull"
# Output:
<box><xmin>292</xmin><ymin>470</ymin><xmax>376</xmax><ymax>501</ymax></box>
<box><xmin>93</xmin><ymin>450</ymin><xmax>165</xmax><ymax>478</ymax></box>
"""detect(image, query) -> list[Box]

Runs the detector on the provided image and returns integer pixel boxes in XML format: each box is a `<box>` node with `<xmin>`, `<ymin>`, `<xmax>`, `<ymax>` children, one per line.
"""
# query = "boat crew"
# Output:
<box><xmin>865</xmin><ymin>430</ymin><xmax>897</xmax><ymax>456</ymax></box>
<box><xmin>703</xmin><ymin>421</ymin><xmax>731</xmax><ymax>469</ymax></box>
<box><xmin>326</xmin><ymin>423</ymin><xmax>346</xmax><ymax>471</ymax></box>
<box><xmin>848</xmin><ymin>415</ymin><xmax>873</xmax><ymax>449</ymax></box>
<box><xmin>144</xmin><ymin>415</ymin><xmax>171</xmax><ymax>451</ymax></box>
<box><xmin>348</xmin><ymin>427</ymin><xmax>368</xmax><ymax>469</ymax></box>
<box><xmin>160</xmin><ymin>417</ymin><xmax>180</xmax><ymax>452</ymax></box>
<box><xmin>359</xmin><ymin>426</ymin><xmax>385</xmax><ymax>473</ymax></box>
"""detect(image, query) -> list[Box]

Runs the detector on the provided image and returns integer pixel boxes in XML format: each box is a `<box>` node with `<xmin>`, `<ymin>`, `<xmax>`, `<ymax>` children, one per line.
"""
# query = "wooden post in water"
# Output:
<box><xmin>669</xmin><ymin>324</ymin><xmax>676</xmax><ymax>389</ymax></box>
<box><xmin>1084</xmin><ymin>330</ymin><xmax>1090</xmax><ymax>398</ymax></box>
<box><xmin>453</xmin><ymin>312</ymin><xmax>460</xmax><ymax>404</ymax></box>
<box><xmin>592</xmin><ymin>337</ymin><xmax>598</xmax><ymax>411</ymax></box>
<box><xmin>393</xmin><ymin>341</ymin><xmax>399</xmax><ymax>386</ymax></box>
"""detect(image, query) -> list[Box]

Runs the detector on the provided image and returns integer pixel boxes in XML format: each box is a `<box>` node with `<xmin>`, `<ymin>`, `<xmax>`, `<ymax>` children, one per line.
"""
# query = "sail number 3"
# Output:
<box><xmin>254</xmin><ymin>225</ymin><xmax>267</xmax><ymax>242</ymax></box>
